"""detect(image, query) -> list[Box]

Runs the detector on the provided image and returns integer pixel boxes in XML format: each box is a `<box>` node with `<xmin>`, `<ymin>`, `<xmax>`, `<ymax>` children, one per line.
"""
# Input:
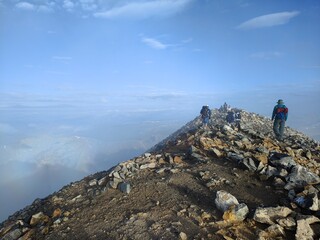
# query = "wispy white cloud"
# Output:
<box><xmin>15</xmin><ymin>2</ymin><xmax>36</xmax><ymax>11</ymax></box>
<box><xmin>63</xmin><ymin>0</ymin><xmax>75</xmax><ymax>11</ymax></box>
<box><xmin>142</xmin><ymin>38</ymin><xmax>169</xmax><ymax>50</ymax></box>
<box><xmin>52</xmin><ymin>56</ymin><xmax>72</xmax><ymax>61</ymax></box>
<box><xmin>79</xmin><ymin>0</ymin><xmax>97</xmax><ymax>11</ymax></box>
<box><xmin>141</xmin><ymin>35</ymin><xmax>194</xmax><ymax>50</ymax></box>
<box><xmin>250</xmin><ymin>51</ymin><xmax>283</xmax><ymax>60</ymax></box>
<box><xmin>15</xmin><ymin>1</ymin><xmax>54</xmax><ymax>12</ymax></box>
<box><xmin>144</xmin><ymin>92</ymin><xmax>187</xmax><ymax>100</ymax></box>
<box><xmin>10</xmin><ymin>0</ymin><xmax>192</xmax><ymax>17</ymax></box>
<box><xmin>38</xmin><ymin>5</ymin><xmax>53</xmax><ymax>13</ymax></box>
<box><xmin>12</xmin><ymin>0</ymin><xmax>97</xmax><ymax>13</ymax></box>
<box><xmin>237</xmin><ymin>11</ymin><xmax>300</xmax><ymax>30</ymax></box>
<box><xmin>94</xmin><ymin>0</ymin><xmax>192</xmax><ymax>19</ymax></box>
<box><xmin>52</xmin><ymin>56</ymin><xmax>72</xmax><ymax>64</ymax></box>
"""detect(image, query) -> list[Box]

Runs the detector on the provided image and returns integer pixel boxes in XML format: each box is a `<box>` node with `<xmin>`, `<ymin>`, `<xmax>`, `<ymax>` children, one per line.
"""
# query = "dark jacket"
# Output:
<box><xmin>226</xmin><ymin>112</ymin><xmax>235</xmax><ymax>123</ymax></box>
<box><xmin>200</xmin><ymin>106</ymin><xmax>211</xmax><ymax>118</ymax></box>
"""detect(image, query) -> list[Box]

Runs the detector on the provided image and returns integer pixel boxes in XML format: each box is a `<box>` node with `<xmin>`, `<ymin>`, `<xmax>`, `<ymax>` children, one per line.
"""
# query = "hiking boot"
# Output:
<box><xmin>276</xmin><ymin>136</ymin><xmax>283</xmax><ymax>141</ymax></box>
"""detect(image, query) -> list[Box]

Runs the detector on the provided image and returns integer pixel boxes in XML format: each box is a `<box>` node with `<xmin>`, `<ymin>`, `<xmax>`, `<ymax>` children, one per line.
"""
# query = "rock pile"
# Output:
<box><xmin>1</xmin><ymin>107</ymin><xmax>319</xmax><ymax>239</ymax></box>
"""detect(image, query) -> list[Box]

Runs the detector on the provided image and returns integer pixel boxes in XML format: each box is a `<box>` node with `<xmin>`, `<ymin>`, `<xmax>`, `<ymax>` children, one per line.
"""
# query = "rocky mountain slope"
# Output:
<box><xmin>1</xmin><ymin>108</ymin><xmax>320</xmax><ymax>240</ymax></box>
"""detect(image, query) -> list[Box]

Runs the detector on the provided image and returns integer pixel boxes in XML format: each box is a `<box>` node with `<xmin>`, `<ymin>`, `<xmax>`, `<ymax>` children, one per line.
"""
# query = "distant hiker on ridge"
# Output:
<box><xmin>235</xmin><ymin>111</ymin><xmax>241</xmax><ymax>129</ymax></box>
<box><xmin>271</xmin><ymin>99</ymin><xmax>288</xmax><ymax>141</ymax></box>
<box><xmin>219</xmin><ymin>102</ymin><xmax>230</xmax><ymax>112</ymax></box>
<box><xmin>200</xmin><ymin>105</ymin><xmax>211</xmax><ymax>130</ymax></box>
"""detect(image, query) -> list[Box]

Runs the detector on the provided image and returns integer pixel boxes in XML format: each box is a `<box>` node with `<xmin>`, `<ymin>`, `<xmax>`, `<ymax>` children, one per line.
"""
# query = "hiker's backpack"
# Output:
<box><xmin>201</xmin><ymin>106</ymin><xmax>210</xmax><ymax>118</ymax></box>
<box><xmin>275</xmin><ymin>106</ymin><xmax>288</xmax><ymax>120</ymax></box>
<box><xmin>226</xmin><ymin>112</ymin><xmax>235</xmax><ymax>123</ymax></box>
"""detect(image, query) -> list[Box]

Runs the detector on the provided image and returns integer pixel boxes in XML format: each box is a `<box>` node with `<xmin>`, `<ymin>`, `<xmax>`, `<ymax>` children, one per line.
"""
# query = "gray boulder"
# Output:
<box><xmin>269</xmin><ymin>152</ymin><xmax>297</xmax><ymax>170</ymax></box>
<box><xmin>238</xmin><ymin>158</ymin><xmax>258</xmax><ymax>172</ymax></box>
<box><xmin>253</xmin><ymin>206</ymin><xmax>292</xmax><ymax>225</ymax></box>
<box><xmin>223</xmin><ymin>203</ymin><xmax>249</xmax><ymax>222</ymax></box>
<box><xmin>285</xmin><ymin>165</ymin><xmax>320</xmax><ymax>190</ymax></box>
<box><xmin>2</xmin><ymin>229</ymin><xmax>23</xmax><ymax>240</ymax></box>
<box><xmin>118</xmin><ymin>182</ymin><xmax>131</xmax><ymax>194</ymax></box>
<box><xmin>227</xmin><ymin>152</ymin><xmax>244</xmax><ymax>162</ymax></box>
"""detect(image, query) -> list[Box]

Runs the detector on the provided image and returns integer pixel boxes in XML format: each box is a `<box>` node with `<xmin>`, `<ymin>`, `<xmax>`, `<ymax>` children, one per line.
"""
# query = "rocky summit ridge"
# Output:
<box><xmin>1</xmin><ymin>107</ymin><xmax>320</xmax><ymax>240</ymax></box>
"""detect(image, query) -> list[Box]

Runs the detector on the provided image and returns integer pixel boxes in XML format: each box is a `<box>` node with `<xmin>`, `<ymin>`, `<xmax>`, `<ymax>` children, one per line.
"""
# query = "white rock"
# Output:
<box><xmin>295</xmin><ymin>219</ymin><xmax>315</xmax><ymax>240</ymax></box>
<box><xmin>30</xmin><ymin>212</ymin><xmax>47</xmax><ymax>226</ymax></box>
<box><xmin>179</xmin><ymin>232</ymin><xmax>188</xmax><ymax>240</ymax></box>
<box><xmin>98</xmin><ymin>176</ymin><xmax>107</xmax><ymax>186</ymax></box>
<box><xmin>140</xmin><ymin>162</ymin><xmax>157</xmax><ymax>169</ymax></box>
<box><xmin>113</xmin><ymin>171</ymin><xmax>122</xmax><ymax>179</ymax></box>
<box><xmin>215</xmin><ymin>190</ymin><xmax>239</xmax><ymax>212</ymax></box>
<box><xmin>144</xmin><ymin>153</ymin><xmax>152</xmax><ymax>157</ymax></box>
<box><xmin>89</xmin><ymin>179</ymin><xmax>97</xmax><ymax>186</ymax></box>
<box><xmin>109</xmin><ymin>178</ymin><xmax>122</xmax><ymax>189</ymax></box>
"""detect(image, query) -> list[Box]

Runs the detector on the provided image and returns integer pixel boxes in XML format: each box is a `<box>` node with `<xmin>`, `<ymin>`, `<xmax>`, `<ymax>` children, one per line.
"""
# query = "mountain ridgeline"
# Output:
<box><xmin>1</xmin><ymin>108</ymin><xmax>320</xmax><ymax>240</ymax></box>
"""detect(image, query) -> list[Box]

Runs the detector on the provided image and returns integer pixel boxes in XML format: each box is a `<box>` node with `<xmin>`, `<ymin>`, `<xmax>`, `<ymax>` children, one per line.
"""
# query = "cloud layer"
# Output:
<box><xmin>11</xmin><ymin>0</ymin><xmax>192</xmax><ymax>18</ymax></box>
<box><xmin>15</xmin><ymin>1</ymin><xmax>54</xmax><ymax>12</ymax></box>
<box><xmin>238</xmin><ymin>11</ymin><xmax>300</xmax><ymax>30</ymax></box>
<box><xmin>94</xmin><ymin>0</ymin><xmax>192</xmax><ymax>19</ymax></box>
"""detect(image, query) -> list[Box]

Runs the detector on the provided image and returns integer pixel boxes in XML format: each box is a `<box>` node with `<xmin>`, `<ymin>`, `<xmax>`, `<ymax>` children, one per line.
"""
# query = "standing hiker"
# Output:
<box><xmin>200</xmin><ymin>105</ymin><xmax>211</xmax><ymax>130</ymax></box>
<box><xmin>272</xmin><ymin>99</ymin><xmax>288</xmax><ymax>140</ymax></box>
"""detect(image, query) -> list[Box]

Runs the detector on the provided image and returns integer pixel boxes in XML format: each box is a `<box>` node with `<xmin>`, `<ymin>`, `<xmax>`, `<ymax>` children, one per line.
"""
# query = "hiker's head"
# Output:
<box><xmin>277</xmin><ymin>99</ymin><xmax>284</xmax><ymax>104</ymax></box>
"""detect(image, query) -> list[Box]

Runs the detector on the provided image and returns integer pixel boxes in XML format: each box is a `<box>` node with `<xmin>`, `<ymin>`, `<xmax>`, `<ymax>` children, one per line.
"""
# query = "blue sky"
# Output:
<box><xmin>1</xmin><ymin>0</ymin><xmax>319</xmax><ymax>110</ymax></box>
<box><xmin>0</xmin><ymin>0</ymin><xmax>320</xmax><ymax>222</ymax></box>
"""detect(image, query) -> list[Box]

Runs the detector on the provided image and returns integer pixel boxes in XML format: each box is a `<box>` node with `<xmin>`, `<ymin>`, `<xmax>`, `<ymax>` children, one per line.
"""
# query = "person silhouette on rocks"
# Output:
<box><xmin>200</xmin><ymin>105</ymin><xmax>211</xmax><ymax>130</ymax></box>
<box><xmin>272</xmin><ymin>99</ymin><xmax>288</xmax><ymax>141</ymax></box>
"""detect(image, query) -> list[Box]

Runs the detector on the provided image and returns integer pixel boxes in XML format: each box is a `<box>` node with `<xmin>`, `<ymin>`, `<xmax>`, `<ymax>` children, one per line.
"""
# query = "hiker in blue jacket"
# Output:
<box><xmin>272</xmin><ymin>99</ymin><xmax>288</xmax><ymax>140</ymax></box>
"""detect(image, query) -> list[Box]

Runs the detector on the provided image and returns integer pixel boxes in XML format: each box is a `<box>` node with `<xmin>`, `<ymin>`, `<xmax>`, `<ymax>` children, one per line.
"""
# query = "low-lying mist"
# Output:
<box><xmin>0</xmin><ymin>107</ymin><xmax>193</xmax><ymax>222</ymax></box>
